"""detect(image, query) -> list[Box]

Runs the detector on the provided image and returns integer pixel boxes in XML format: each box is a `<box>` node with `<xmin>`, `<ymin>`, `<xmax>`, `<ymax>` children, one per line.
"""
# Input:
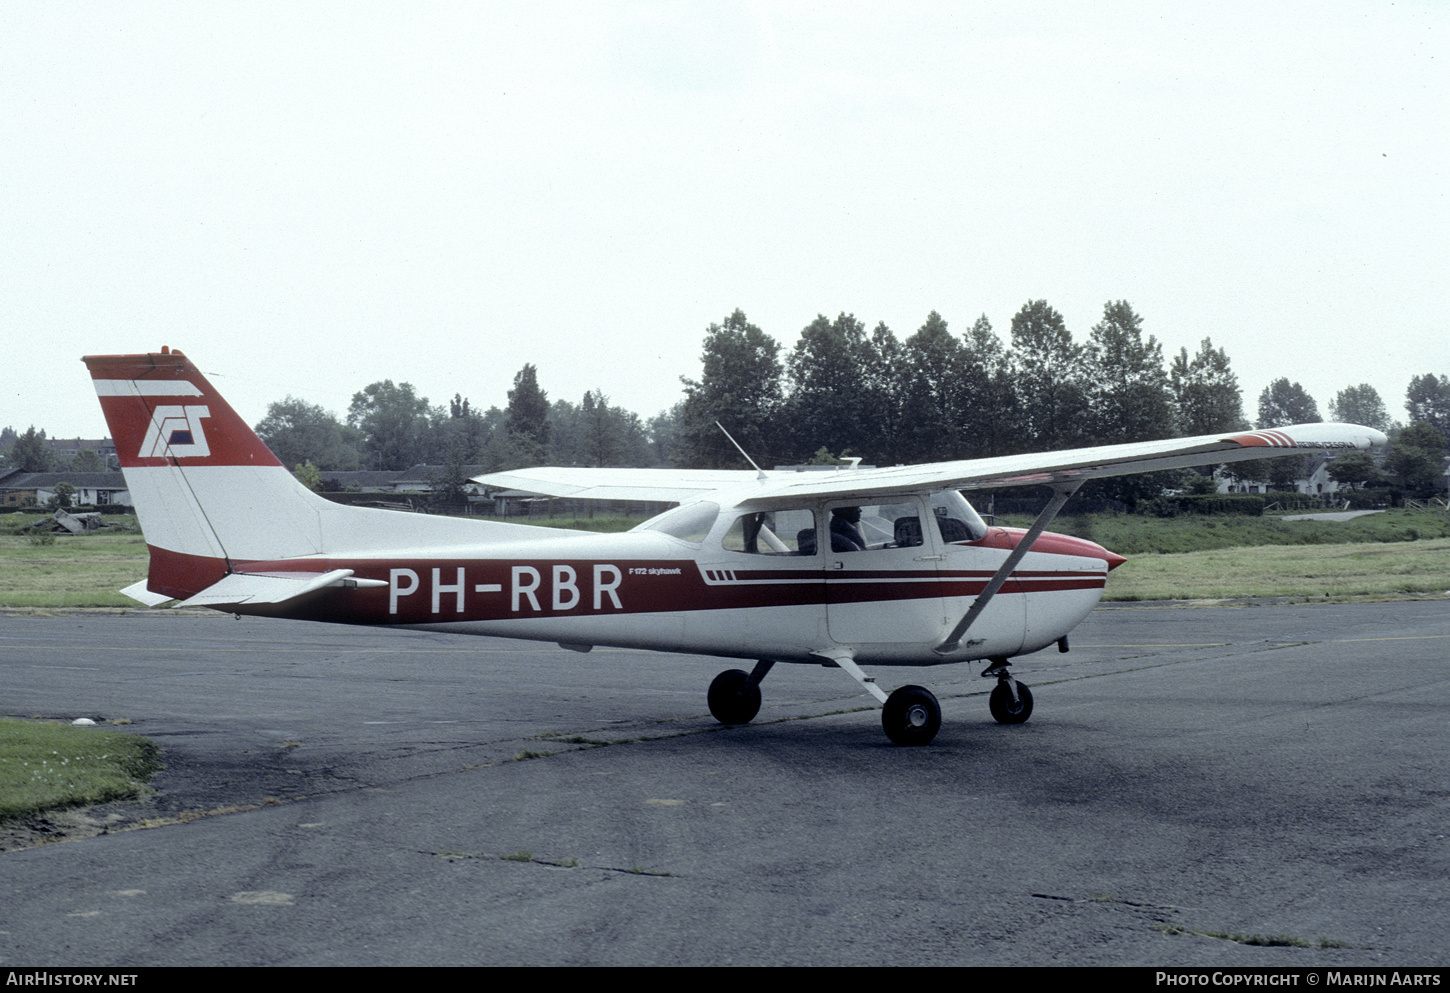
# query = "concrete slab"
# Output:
<box><xmin>1</xmin><ymin>601</ymin><xmax>1446</xmax><ymax>966</ymax></box>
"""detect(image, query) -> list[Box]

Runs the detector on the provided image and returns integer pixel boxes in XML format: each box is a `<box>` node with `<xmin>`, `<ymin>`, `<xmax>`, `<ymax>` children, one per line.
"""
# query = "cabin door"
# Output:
<box><xmin>823</xmin><ymin>497</ymin><xmax>947</xmax><ymax>646</ymax></box>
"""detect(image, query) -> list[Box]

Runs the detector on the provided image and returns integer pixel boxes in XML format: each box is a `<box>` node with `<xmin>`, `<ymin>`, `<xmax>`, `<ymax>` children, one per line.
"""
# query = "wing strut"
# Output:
<box><xmin>934</xmin><ymin>480</ymin><xmax>1084</xmax><ymax>655</ymax></box>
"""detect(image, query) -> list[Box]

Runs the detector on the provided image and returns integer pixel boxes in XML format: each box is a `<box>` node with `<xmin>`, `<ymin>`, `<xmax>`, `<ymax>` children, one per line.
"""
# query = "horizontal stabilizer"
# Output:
<box><xmin>175</xmin><ymin>568</ymin><xmax>386</xmax><ymax>608</ymax></box>
<box><xmin>121</xmin><ymin>579</ymin><xmax>174</xmax><ymax>607</ymax></box>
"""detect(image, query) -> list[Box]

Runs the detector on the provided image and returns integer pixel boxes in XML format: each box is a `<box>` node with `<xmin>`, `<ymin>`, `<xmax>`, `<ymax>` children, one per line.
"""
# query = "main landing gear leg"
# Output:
<box><xmin>708</xmin><ymin>660</ymin><xmax>775</xmax><ymax>726</ymax></box>
<box><xmin>818</xmin><ymin>652</ymin><xmax>941</xmax><ymax>746</ymax></box>
<box><xmin>983</xmin><ymin>658</ymin><xmax>1034</xmax><ymax>725</ymax></box>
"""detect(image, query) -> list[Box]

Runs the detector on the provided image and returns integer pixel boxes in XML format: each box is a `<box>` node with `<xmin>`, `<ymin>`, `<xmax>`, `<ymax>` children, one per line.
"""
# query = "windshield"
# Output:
<box><xmin>930</xmin><ymin>489</ymin><xmax>989</xmax><ymax>543</ymax></box>
<box><xmin>633</xmin><ymin>501</ymin><xmax>720</xmax><ymax>544</ymax></box>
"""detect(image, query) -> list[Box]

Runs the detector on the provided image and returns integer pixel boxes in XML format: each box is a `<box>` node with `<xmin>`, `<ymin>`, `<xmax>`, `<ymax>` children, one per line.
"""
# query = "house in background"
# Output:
<box><xmin>1218</xmin><ymin>455</ymin><xmax>1345</xmax><ymax>497</ymax></box>
<box><xmin>0</xmin><ymin>469</ymin><xmax>131</xmax><ymax>507</ymax></box>
<box><xmin>43</xmin><ymin>437</ymin><xmax>118</xmax><ymax>468</ymax></box>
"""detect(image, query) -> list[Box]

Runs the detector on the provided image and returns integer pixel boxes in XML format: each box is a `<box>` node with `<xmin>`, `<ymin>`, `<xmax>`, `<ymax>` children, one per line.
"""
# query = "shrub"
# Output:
<box><xmin>1142</xmin><ymin>494</ymin><xmax>1265</xmax><ymax>517</ymax></box>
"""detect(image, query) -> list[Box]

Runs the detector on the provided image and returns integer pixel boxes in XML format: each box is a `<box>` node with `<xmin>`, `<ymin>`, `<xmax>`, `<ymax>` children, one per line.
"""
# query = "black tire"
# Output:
<box><xmin>708</xmin><ymin>668</ymin><xmax>762</xmax><ymax>725</ymax></box>
<box><xmin>989</xmin><ymin>681</ymin><xmax>1034</xmax><ymax>725</ymax></box>
<box><xmin>882</xmin><ymin>685</ymin><xmax>941</xmax><ymax>746</ymax></box>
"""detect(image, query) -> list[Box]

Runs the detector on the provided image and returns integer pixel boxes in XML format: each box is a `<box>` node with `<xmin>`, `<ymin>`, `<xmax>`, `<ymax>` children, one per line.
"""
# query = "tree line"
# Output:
<box><xmin>2</xmin><ymin>302</ymin><xmax>1447</xmax><ymax>505</ymax></box>
<box><xmin>252</xmin><ymin>364</ymin><xmax>661</xmax><ymax>478</ymax></box>
<box><xmin>674</xmin><ymin>305</ymin><xmax>1449</xmax><ymax>501</ymax></box>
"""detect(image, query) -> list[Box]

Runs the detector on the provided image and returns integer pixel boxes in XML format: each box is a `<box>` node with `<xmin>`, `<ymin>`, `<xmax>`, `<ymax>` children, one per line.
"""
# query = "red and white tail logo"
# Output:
<box><xmin>138</xmin><ymin>406</ymin><xmax>211</xmax><ymax>457</ymax></box>
<box><xmin>84</xmin><ymin>349</ymin><xmax>281</xmax><ymax>468</ymax></box>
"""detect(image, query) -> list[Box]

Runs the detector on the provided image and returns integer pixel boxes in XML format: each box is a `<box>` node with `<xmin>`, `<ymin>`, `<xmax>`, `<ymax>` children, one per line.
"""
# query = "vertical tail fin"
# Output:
<box><xmin>84</xmin><ymin>348</ymin><xmax>325</xmax><ymax>600</ymax></box>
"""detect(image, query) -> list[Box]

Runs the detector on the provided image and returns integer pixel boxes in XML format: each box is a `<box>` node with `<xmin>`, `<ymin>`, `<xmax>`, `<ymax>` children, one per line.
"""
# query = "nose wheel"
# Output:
<box><xmin>984</xmin><ymin>660</ymin><xmax>1034</xmax><ymax>724</ymax></box>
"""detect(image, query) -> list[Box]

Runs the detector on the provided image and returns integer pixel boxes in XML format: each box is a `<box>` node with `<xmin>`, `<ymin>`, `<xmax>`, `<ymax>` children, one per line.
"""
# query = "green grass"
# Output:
<box><xmin>1105</xmin><ymin>538</ymin><xmax>1450</xmax><ymax>601</ymax></box>
<box><xmin>0</xmin><ymin>718</ymin><xmax>161</xmax><ymax>823</ymax></box>
<box><xmin>999</xmin><ymin>507</ymin><xmax>1450</xmax><ymax>555</ymax></box>
<box><xmin>0</xmin><ymin>512</ymin><xmax>645</xmax><ymax>609</ymax></box>
<box><xmin>0</xmin><ymin>522</ymin><xmax>151</xmax><ymax>608</ymax></box>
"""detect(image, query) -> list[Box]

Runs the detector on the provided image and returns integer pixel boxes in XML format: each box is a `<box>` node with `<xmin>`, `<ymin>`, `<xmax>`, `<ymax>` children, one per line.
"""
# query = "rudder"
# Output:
<box><xmin>84</xmin><ymin>347</ymin><xmax>326</xmax><ymax>600</ymax></box>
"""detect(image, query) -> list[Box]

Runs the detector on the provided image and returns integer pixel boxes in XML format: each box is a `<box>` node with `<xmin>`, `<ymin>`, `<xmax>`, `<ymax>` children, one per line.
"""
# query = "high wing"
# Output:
<box><xmin>475</xmin><ymin>422</ymin><xmax>1388</xmax><ymax>508</ymax></box>
<box><xmin>471</xmin><ymin>466</ymin><xmax>760</xmax><ymax>503</ymax></box>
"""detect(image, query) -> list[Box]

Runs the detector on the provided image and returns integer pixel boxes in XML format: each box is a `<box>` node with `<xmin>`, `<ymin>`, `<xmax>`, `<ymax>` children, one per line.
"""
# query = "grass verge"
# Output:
<box><xmin>1104</xmin><ymin>538</ymin><xmax>1450</xmax><ymax>601</ymax></box>
<box><xmin>999</xmin><ymin>508</ymin><xmax>1450</xmax><ymax>555</ymax></box>
<box><xmin>0</xmin><ymin>718</ymin><xmax>161</xmax><ymax>823</ymax></box>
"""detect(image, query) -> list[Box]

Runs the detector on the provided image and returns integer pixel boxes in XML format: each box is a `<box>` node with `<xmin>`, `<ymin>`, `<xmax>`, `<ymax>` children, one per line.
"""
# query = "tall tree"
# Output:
<box><xmin>504</xmin><ymin>364</ymin><xmax>551</xmax><ymax>466</ymax></box>
<box><xmin>6</xmin><ymin>427</ymin><xmax>53</xmax><ymax>472</ymax></box>
<box><xmin>784</xmin><ymin>313</ymin><xmax>876</xmax><ymax>461</ymax></box>
<box><xmin>1170</xmin><ymin>338</ymin><xmax>1246</xmax><ymax>436</ymax></box>
<box><xmin>677</xmin><ymin>310</ymin><xmax>784</xmax><ymax>468</ymax></box>
<box><xmin>1257</xmin><ymin>378</ymin><xmax>1321</xmax><ymax>428</ymax></box>
<box><xmin>646</xmin><ymin>402</ymin><xmax>684</xmax><ymax>468</ymax></box>
<box><xmin>859</xmin><ymin>321</ymin><xmax>904</xmax><ymax>463</ymax></box>
<box><xmin>1008</xmin><ymin>300</ymin><xmax>1087</xmax><ymax>451</ymax></box>
<box><xmin>435</xmin><ymin>394</ymin><xmax>488</xmax><ymax>463</ymax></box>
<box><xmin>546</xmin><ymin>397</ymin><xmax>584</xmax><ymax>465</ymax></box>
<box><xmin>578</xmin><ymin>389</ymin><xmax>626</xmax><ymax>467</ymax></box>
<box><xmin>959</xmin><ymin>314</ymin><xmax>1019</xmax><ymax>458</ymax></box>
<box><xmin>348</xmin><ymin>381</ymin><xmax>433</xmax><ymax>471</ymax></box>
<box><xmin>897</xmin><ymin>311</ymin><xmax>966</xmax><ymax>462</ymax></box>
<box><xmin>256</xmin><ymin>397</ymin><xmax>363</xmax><ymax>471</ymax></box>
<box><xmin>1405</xmin><ymin>373</ymin><xmax>1450</xmax><ymax>439</ymax></box>
<box><xmin>1328</xmin><ymin>384</ymin><xmax>1390</xmax><ymax>431</ymax></box>
<box><xmin>1084</xmin><ymin>301</ymin><xmax>1175</xmax><ymax>445</ymax></box>
<box><xmin>1081</xmin><ymin>301</ymin><xmax>1176</xmax><ymax>506</ymax></box>
<box><xmin>1382</xmin><ymin>422</ymin><xmax>1447</xmax><ymax>494</ymax></box>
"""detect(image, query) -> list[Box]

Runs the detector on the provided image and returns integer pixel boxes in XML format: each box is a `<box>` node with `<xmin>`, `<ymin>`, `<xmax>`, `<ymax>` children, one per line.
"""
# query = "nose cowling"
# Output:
<box><xmin>1016</xmin><ymin>530</ymin><xmax>1127</xmax><ymax>571</ymax></box>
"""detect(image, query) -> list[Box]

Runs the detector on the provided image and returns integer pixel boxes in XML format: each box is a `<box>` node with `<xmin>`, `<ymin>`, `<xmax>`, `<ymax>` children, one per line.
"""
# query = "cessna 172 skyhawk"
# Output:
<box><xmin>85</xmin><ymin>348</ymin><xmax>1388</xmax><ymax>745</ymax></box>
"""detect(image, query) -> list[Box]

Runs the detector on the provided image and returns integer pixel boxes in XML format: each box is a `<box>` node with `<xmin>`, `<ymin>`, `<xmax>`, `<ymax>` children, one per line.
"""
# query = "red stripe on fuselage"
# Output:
<box><xmin>203</xmin><ymin>555</ymin><xmax>1106</xmax><ymax>625</ymax></box>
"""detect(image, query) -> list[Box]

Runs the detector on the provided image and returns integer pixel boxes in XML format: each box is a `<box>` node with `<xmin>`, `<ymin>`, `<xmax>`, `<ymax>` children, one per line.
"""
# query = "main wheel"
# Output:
<box><xmin>708</xmin><ymin>668</ymin><xmax>762</xmax><ymax>726</ymax></box>
<box><xmin>882</xmin><ymin>685</ymin><xmax>941</xmax><ymax>746</ymax></box>
<box><xmin>989</xmin><ymin>681</ymin><xmax>1034</xmax><ymax>724</ymax></box>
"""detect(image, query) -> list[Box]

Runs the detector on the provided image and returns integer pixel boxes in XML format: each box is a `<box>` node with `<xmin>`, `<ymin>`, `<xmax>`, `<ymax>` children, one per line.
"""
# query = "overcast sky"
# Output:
<box><xmin>3</xmin><ymin>1</ymin><xmax>1445</xmax><ymax>443</ymax></box>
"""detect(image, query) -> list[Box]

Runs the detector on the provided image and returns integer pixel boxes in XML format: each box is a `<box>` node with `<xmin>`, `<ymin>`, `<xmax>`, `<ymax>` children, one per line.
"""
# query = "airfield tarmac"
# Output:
<box><xmin>1</xmin><ymin>599</ymin><xmax>1447</xmax><ymax>967</ymax></box>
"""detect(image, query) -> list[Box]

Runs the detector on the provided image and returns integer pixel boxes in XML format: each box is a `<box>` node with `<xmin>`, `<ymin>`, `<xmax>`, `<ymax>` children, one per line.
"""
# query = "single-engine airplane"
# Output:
<box><xmin>85</xmin><ymin>348</ymin><xmax>1388</xmax><ymax>745</ymax></box>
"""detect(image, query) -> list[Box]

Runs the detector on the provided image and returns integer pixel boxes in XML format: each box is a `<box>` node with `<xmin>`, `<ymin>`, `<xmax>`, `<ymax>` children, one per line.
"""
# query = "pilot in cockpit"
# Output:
<box><xmin>830</xmin><ymin>506</ymin><xmax>867</xmax><ymax>552</ymax></box>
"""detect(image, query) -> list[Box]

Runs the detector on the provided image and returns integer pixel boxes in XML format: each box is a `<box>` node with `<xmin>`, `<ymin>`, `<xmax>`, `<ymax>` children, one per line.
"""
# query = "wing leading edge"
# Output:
<box><xmin>475</xmin><ymin>422</ymin><xmax>1388</xmax><ymax>509</ymax></box>
<box><xmin>470</xmin><ymin>466</ymin><xmax>760</xmax><ymax>503</ymax></box>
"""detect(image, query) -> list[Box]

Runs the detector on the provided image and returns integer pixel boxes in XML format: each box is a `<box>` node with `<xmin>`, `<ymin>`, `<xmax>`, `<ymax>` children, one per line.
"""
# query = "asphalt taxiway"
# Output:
<box><xmin>1</xmin><ymin>599</ymin><xmax>1447</xmax><ymax>966</ymax></box>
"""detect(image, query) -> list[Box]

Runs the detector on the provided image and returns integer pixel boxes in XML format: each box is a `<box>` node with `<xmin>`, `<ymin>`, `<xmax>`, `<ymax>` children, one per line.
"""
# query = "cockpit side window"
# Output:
<box><xmin>722</xmin><ymin>509</ymin><xmax>818</xmax><ymax>555</ymax></box>
<box><xmin>824</xmin><ymin>499</ymin><xmax>925</xmax><ymax>553</ymax></box>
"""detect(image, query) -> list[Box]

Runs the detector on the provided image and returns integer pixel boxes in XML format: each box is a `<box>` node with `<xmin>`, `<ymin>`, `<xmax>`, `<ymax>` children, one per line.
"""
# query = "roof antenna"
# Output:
<box><xmin>716</xmin><ymin>421</ymin><xmax>767</xmax><ymax>479</ymax></box>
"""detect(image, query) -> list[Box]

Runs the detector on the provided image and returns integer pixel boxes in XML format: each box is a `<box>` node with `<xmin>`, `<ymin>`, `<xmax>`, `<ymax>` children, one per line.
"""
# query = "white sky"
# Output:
<box><xmin>3</xmin><ymin>1</ymin><xmax>1445</xmax><ymax>442</ymax></box>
